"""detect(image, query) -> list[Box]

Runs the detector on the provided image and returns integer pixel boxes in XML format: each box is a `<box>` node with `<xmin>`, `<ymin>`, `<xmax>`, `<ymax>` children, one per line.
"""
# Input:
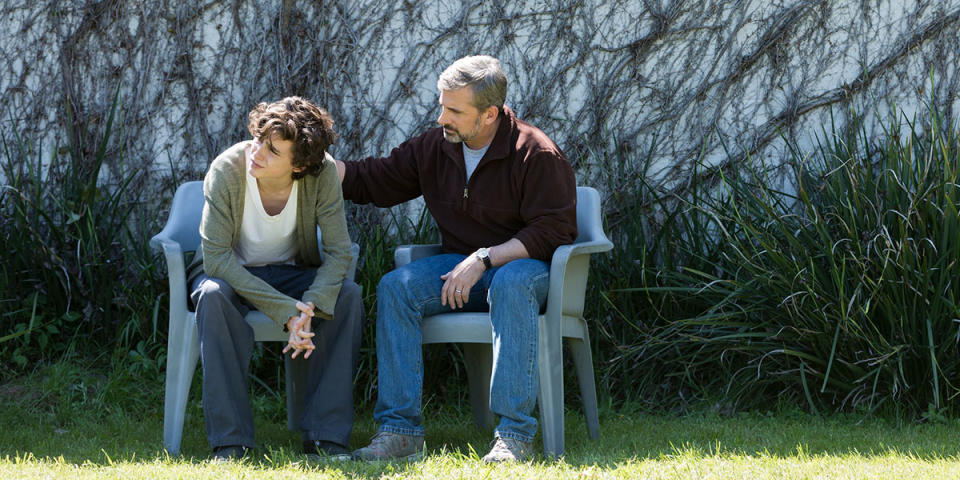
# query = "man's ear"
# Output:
<box><xmin>483</xmin><ymin>105</ymin><xmax>499</xmax><ymax>125</ymax></box>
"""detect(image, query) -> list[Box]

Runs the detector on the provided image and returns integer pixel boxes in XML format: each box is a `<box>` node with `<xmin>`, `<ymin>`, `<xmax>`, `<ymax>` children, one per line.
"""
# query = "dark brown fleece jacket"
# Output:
<box><xmin>341</xmin><ymin>106</ymin><xmax>577</xmax><ymax>261</ymax></box>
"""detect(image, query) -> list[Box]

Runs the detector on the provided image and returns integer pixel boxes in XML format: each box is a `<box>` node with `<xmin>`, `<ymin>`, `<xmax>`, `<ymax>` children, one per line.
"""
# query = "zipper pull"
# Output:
<box><xmin>463</xmin><ymin>187</ymin><xmax>469</xmax><ymax>199</ymax></box>
<box><xmin>461</xmin><ymin>186</ymin><xmax>468</xmax><ymax>210</ymax></box>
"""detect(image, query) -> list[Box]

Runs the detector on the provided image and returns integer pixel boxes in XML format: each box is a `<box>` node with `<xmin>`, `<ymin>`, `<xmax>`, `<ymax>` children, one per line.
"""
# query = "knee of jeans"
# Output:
<box><xmin>489</xmin><ymin>266</ymin><xmax>540</xmax><ymax>301</ymax></box>
<box><xmin>376</xmin><ymin>268</ymin><xmax>407</xmax><ymax>301</ymax></box>
<box><xmin>341</xmin><ymin>280</ymin><xmax>361</xmax><ymax>303</ymax></box>
<box><xmin>339</xmin><ymin>281</ymin><xmax>363</xmax><ymax>316</ymax></box>
<box><xmin>193</xmin><ymin>279</ymin><xmax>239</xmax><ymax>335</ymax></box>
<box><xmin>195</xmin><ymin>278</ymin><xmax>232</xmax><ymax>306</ymax></box>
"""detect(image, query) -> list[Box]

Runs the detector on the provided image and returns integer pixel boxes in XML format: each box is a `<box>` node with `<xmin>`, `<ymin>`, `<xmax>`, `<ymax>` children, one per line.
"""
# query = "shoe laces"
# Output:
<box><xmin>496</xmin><ymin>436</ymin><xmax>531</xmax><ymax>453</ymax></box>
<box><xmin>367</xmin><ymin>431</ymin><xmax>394</xmax><ymax>450</ymax></box>
<box><xmin>489</xmin><ymin>437</ymin><xmax>514</xmax><ymax>454</ymax></box>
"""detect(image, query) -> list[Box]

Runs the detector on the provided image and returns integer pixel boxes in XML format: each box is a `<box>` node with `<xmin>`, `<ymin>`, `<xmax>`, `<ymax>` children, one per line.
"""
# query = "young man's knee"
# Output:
<box><xmin>194</xmin><ymin>277</ymin><xmax>235</xmax><ymax>306</ymax></box>
<box><xmin>335</xmin><ymin>281</ymin><xmax>364</xmax><ymax>320</ymax></box>
<box><xmin>340</xmin><ymin>280</ymin><xmax>362</xmax><ymax>304</ymax></box>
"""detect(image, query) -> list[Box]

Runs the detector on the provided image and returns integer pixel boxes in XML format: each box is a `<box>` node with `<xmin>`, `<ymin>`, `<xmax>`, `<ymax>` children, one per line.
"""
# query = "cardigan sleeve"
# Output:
<box><xmin>300</xmin><ymin>154</ymin><xmax>353</xmax><ymax>320</ymax></box>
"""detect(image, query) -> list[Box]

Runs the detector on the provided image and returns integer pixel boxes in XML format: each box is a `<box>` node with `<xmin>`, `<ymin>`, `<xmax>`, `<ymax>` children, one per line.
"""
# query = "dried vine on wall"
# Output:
<box><xmin>2</xmin><ymin>0</ymin><xmax>959</xmax><ymax>221</ymax></box>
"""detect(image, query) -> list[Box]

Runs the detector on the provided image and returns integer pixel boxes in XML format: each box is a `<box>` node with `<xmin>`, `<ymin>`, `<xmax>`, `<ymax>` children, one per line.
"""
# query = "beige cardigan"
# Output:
<box><xmin>187</xmin><ymin>141</ymin><xmax>353</xmax><ymax>326</ymax></box>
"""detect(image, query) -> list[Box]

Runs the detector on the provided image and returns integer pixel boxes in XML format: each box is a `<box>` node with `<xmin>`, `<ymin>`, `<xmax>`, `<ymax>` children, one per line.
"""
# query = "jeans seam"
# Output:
<box><xmin>495</xmin><ymin>429</ymin><xmax>534</xmax><ymax>444</ymax></box>
<box><xmin>485</xmin><ymin>260</ymin><xmax>548</xmax><ymax>442</ymax></box>
<box><xmin>414</xmin><ymin>294</ymin><xmax>442</xmax><ymax>313</ymax></box>
<box><xmin>379</xmin><ymin>424</ymin><xmax>425</xmax><ymax>437</ymax></box>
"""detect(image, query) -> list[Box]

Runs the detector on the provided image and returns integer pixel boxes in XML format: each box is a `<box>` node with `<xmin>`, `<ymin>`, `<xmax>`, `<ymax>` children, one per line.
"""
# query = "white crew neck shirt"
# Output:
<box><xmin>235</xmin><ymin>161</ymin><xmax>299</xmax><ymax>266</ymax></box>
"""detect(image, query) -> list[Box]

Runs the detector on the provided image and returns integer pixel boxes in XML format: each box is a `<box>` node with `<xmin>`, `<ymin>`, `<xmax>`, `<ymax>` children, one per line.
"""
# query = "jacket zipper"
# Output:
<box><xmin>461</xmin><ymin>186</ymin><xmax>468</xmax><ymax>211</ymax></box>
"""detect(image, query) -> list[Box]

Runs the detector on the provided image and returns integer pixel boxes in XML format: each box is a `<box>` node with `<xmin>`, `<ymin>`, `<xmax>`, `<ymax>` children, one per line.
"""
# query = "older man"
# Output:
<box><xmin>337</xmin><ymin>55</ymin><xmax>577</xmax><ymax>462</ymax></box>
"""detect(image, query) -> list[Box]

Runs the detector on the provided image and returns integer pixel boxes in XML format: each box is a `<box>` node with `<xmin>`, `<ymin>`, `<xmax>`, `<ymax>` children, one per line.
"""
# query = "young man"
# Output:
<box><xmin>188</xmin><ymin>96</ymin><xmax>363</xmax><ymax>461</ymax></box>
<box><xmin>336</xmin><ymin>56</ymin><xmax>578</xmax><ymax>462</ymax></box>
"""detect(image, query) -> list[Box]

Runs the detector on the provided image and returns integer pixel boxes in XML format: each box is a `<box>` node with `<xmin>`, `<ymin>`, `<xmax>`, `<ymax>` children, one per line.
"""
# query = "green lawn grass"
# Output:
<box><xmin>2</xmin><ymin>363</ymin><xmax>960</xmax><ymax>479</ymax></box>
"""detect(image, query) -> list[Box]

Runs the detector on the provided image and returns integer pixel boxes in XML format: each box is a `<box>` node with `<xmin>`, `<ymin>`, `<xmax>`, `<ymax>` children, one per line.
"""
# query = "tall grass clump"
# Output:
<box><xmin>581</xmin><ymin>136</ymin><xmax>728</xmax><ymax>409</ymax></box>
<box><xmin>0</xmin><ymin>90</ymin><xmax>165</xmax><ymax>380</ymax></box>
<box><xmin>599</xmin><ymin>102</ymin><xmax>960</xmax><ymax>418</ymax></box>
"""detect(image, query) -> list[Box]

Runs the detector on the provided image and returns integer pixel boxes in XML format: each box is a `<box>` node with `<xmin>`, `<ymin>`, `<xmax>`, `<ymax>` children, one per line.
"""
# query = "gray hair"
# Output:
<box><xmin>437</xmin><ymin>55</ymin><xmax>507</xmax><ymax>112</ymax></box>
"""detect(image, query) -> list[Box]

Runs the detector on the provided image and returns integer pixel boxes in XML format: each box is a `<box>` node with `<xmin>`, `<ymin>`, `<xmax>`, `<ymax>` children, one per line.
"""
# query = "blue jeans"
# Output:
<box><xmin>373</xmin><ymin>253</ymin><xmax>549</xmax><ymax>443</ymax></box>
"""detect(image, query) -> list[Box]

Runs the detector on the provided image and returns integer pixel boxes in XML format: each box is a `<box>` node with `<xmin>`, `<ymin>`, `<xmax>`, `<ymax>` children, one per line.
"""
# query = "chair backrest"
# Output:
<box><xmin>165</xmin><ymin>181</ymin><xmax>205</xmax><ymax>253</ymax></box>
<box><xmin>575</xmin><ymin>186</ymin><xmax>604</xmax><ymax>243</ymax></box>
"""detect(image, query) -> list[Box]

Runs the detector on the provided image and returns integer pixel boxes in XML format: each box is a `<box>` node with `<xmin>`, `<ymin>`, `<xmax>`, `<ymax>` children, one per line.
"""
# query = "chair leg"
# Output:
<box><xmin>163</xmin><ymin>315</ymin><xmax>201</xmax><ymax>455</ymax></box>
<box><xmin>285</xmin><ymin>355</ymin><xmax>310</xmax><ymax>431</ymax></box>
<box><xmin>568</xmin><ymin>332</ymin><xmax>600</xmax><ymax>439</ymax></box>
<box><xmin>538</xmin><ymin>326</ymin><xmax>564</xmax><ymax>458</ymax></box>
<box><xmin>462</xmin><ymin>343</ymin><xmax>496</xmax><ymax>430</ymax></box>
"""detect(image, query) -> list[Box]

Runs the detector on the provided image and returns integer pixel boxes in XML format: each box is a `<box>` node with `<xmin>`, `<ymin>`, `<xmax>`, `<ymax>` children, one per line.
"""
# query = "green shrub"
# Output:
<box><xmin>598</xmin><ymin>101</ymin><xmax>960</xmax><ymax>418</ymax></box>
<box><xmin>0</xmin><ymin>88</ymin><xmax>165</xmax><ymax>379</ymax></box>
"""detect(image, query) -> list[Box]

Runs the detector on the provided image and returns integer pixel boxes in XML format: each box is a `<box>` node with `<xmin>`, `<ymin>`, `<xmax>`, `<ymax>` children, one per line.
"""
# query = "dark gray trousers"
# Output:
<box><xmin>191</xmin><ymin>265</ymin><xmax>364</xmax><ymax>450</ymax></box>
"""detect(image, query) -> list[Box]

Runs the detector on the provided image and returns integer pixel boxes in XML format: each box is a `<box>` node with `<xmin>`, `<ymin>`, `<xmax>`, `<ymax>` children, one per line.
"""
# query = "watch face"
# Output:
<box><xmin>478</xmin><ymin>248</ymin><xmax>492</xmax><ymax>269</ymax></box>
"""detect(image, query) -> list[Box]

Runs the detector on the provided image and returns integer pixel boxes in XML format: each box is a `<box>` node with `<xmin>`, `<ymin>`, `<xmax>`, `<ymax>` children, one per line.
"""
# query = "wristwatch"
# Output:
<box><xmin>475</xmin><ymin>247</ymin><xmax>493</xmax><ymax>270</ymax></box>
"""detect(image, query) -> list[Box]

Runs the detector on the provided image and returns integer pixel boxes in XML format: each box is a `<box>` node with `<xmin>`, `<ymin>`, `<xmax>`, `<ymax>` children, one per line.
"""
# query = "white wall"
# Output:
<box><xmin>1</xmin><ymin>1</ymin><xmax>958</xmax><ymax>199</ymax></box>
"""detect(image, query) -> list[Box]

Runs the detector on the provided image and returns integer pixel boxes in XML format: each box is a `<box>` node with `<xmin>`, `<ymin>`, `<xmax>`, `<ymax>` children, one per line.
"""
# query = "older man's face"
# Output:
<box><xmin>437</xmin><ymin>87</ymin><xmax>484</xmax><ymax>145</ymax></box>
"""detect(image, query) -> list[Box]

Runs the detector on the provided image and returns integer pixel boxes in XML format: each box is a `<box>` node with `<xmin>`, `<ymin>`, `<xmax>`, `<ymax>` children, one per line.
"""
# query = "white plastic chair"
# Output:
<box><xmin>393</xmin><ymin>186</ymin><xmax>612</xmax><ymax>458</ymax></box>
<box><xmin>149</xmin><ymin>180</ymin><xmax>359</xmax><ymax>455</ymax></box>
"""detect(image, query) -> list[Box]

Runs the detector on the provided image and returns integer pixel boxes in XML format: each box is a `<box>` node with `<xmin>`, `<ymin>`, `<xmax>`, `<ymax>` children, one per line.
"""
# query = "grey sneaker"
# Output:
<box><xmin>209</xmin><ymin>445</ymin><xmax>250</xmax><ymax>463</ymax></box>
<box><xmin>352</xmin><ymin>431</ymin><xmax>424</xmax><ymax>461</ymax></box>
<box><xmin>481</xmin><ymin>436</ymin><xmax>533</xmax><ymax>463</ymax></box>
<box><xmin>303</xmin><ymin>440</ymin><xmax>351</xmax><ymax>462</ymax></box>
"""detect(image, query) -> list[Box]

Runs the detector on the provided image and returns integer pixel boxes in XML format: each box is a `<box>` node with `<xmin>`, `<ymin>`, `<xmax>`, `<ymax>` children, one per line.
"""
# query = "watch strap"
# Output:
<box><xmin>478</xmin><ymin>248</ymin><xmax>493</xmax><ymax>270</ymax></box>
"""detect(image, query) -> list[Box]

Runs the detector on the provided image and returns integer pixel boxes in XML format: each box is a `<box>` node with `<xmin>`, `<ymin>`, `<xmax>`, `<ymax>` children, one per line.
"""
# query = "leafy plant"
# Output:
<box><xmin>597</xmin><ymin>99</ymin><xmax>960</xmax><ymax>417</ymax></box>
<box><xmin>0</xmin><ymin>87</ymin><xmax>164</xmax><ymax>378</ymax></box>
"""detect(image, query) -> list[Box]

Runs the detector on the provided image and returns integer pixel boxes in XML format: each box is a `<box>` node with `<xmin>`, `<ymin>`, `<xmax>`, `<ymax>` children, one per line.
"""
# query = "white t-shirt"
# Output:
<box><xmin>235</xmin><ymin>166</ymin><xmax>299</xmax><ymax>266</ymax></box>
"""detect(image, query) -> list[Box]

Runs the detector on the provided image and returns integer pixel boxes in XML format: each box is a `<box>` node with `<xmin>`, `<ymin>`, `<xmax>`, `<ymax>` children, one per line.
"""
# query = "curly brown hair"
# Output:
<box><xmin>246</xmin><ymin>96</ymin><xmax>337</xmax><ymax>179</ymax></box>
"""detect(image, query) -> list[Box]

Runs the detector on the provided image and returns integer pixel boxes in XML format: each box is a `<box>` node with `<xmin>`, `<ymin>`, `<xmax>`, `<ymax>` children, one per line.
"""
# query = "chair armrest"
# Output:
<box><xmin>150</xmin><ymin>233</ymin><xmax>191</xmax><ymax>328</ymax></box>
<box><xmin>549</xmin><ymin>238</ymin><xmax>614</xmax><ymax>277</ymax></box>
<box><xmin>394</xmin><ymin>244</ymin><xmax>443</xmax><ymax>267</ymax></box>
<box><xmin>544</xmin><ymin>237</ymin><xmax>613</xmax><ymax>320</ymax></box>
<box><xmin>150</xmin><ymin>232</ymin><xmax>188</xmax><ymax>284</ymax></box>
<box><xmin>558</xmin><ymin>238</ymin><xmax>614</xmax><ymax>258</ymax></box>
<box><xmin>150</xmin><ymin>232</ymin><xmax>182</xmax><ymax>257</ymax></box>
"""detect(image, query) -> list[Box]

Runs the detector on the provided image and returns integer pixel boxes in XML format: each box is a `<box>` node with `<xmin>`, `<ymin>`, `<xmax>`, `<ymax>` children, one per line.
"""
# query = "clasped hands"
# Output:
<box><xmin>283</xmin><ymin>301</ymin><xmax>316</xmax><ymax>359</ymax></box>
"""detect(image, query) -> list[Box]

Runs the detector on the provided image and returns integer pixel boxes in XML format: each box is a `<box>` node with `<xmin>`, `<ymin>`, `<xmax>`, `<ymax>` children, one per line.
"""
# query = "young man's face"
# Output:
<box><xmin>247</xmin><ymin>134</ymin><xmax>300</xmax><ymax>182</ymax></box>
<box><xmin>437</xmin><ymin>87</ymin><xmax>486</xmax><ymax>146</ymax></box>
